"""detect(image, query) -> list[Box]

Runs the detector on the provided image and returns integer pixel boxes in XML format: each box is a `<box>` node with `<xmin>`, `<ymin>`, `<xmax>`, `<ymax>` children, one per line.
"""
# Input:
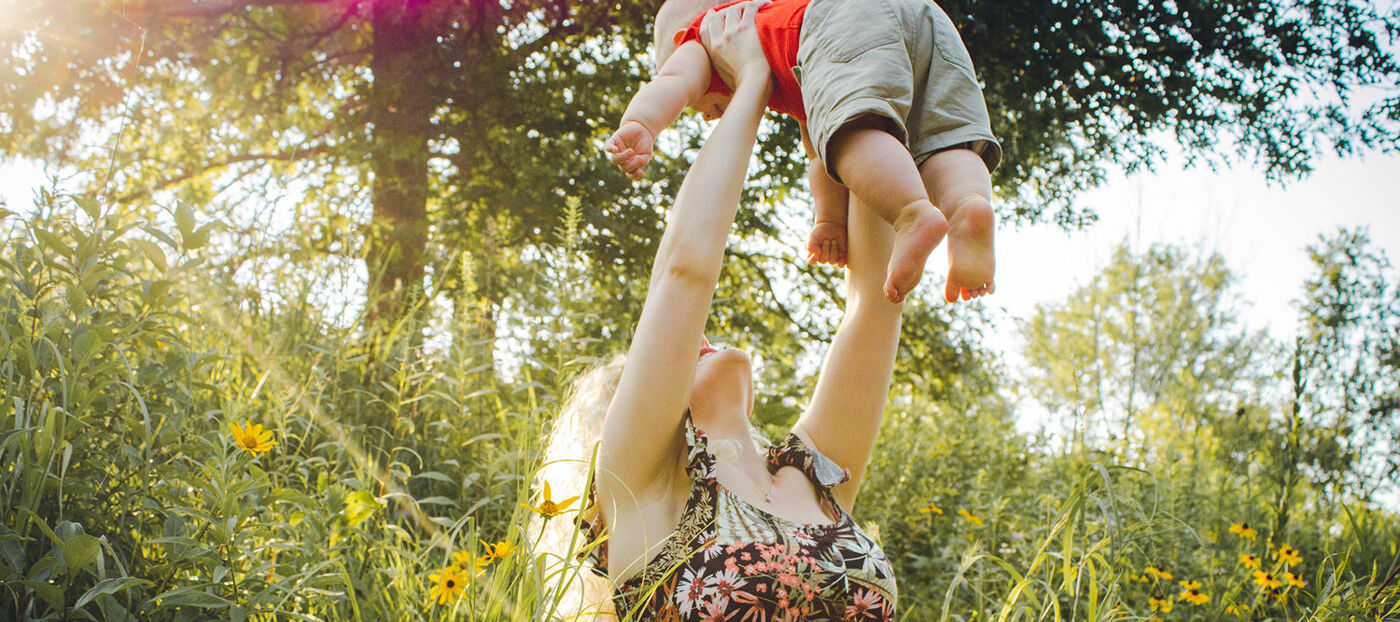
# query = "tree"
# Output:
<box><xmin>1293</xmin><ymin>228</ymin><xmax>1400</xmax><ymax>501</ymax></box>
<box><xmin>1</xmin><ymin>0</ymin><xmax>1396</xmax><ymax>334</ymax></box>
<box><xmin>1020</xmin><ymin>242</ymin><xmax>1275</xmax><ymax>455</ymax></box>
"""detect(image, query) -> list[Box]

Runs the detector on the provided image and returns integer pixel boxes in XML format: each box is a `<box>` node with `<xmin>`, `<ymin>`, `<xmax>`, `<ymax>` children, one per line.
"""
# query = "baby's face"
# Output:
<box><xmin>690</xmin><ymin>91</ymin><xmax>732</xmax><ymax>121</ymax></box>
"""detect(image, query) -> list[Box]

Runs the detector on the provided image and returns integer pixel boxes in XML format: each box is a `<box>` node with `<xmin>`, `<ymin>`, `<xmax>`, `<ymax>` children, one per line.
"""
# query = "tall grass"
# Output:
<box><xmin>1</xmin><ymin>193</ymin><xmax>1396</xmax><ymax>620</ymax></box>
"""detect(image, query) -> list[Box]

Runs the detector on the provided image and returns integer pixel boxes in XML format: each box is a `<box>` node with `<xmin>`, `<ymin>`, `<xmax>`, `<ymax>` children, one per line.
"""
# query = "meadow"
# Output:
<box><xmin>0</xmin><ymin>189</ymin><xmax>1396</xmax><ymax>620</ymax></box>
<box><xmin>2</xmin><ymin>0</ymin><xmax>1399</xmax><ymax>619</ymax></box>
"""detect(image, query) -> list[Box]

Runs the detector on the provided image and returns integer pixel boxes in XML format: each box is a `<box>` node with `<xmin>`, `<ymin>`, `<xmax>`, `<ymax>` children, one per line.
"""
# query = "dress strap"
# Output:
<box><xmin>766</xmin><ymin>432</ymin><xmax>851</xmax><ymax>489</ymax></box>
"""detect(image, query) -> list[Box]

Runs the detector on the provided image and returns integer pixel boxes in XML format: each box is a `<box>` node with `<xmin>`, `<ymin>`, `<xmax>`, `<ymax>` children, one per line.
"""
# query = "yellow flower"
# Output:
<box><xmin>480</xmin><ymin>539</ymin><xmax>515</xmax><ymax>561</ymax></box>
<box><xmin>1148</xmin><ymin>596</ymin><xmax>1173</xmax><ymax>613</ymax></box>
<box><xmin>957</xmin><ymin>509</ymin><xmax>983</xmax><ymax>526</ymax></box>
<box><xmin>1146</xmin><ymin>565</ymin><xmax>1173</xmax><ymax>581</ymax></box>
<box><xmin>1276</xmin><ymin>543</ymin><xmax>1301</xmax><ymax>566</ymax></box>
<box><xmin>1129</xmin><ymin>573</ymin><xmax>1149</xmax><ymax>583</ymax></box>
<box><xmin>918</xmin><ymin>503</ymin><xmax>944</xmax><ymax>515</ymax></box>
<box><xmin>521</xmin><ymin>481</ymin><xmax>579</xmax><ymax>519</ymax></box>
<box><xmin>1239</xmin><ymin>553</ymin><xmax>1261</xmax><ymax>569</ymax></box>
<box><xmin>1225</xmin><ymin>603</ymin><xmax>1250</xmax><ymax>617</ymax></box>
<box><xmin>1228</xmin><ymin>522</ymin><xmax>1258</xmax><ymax>540</ymax></box>
<box><xmin>1206</xmin><ymin>529</ymin><xmax>1218</xmax><ymax>543</ymax></box>
<box><xmin>451</xmin><ymin>550</ymin><xmax>490</xmax><ymax>575</ymax></box>
<box><xmin>1178</xmin><ymin>579</ymin><xmax>1201</xmax><ymax>591</ymax></box>
<box><xmin>1269</xmin><ymin>587</ymin><xmax>1288</xmax><ymax>603</ymax></box>
<box><xmin>427</xmin><ymin>566</ymin><xmax>466</xmax><ymax>604</ymax></box>
<box><xmin>1252</xmin><ymin>570</ymin><xmax>1283</xmax><ymax>589</ymax></box>
<box><xmin>1284</xmin><ymin>571</ymin><xmax>1306</xmax><ymax>588</ymax></box>
<box><xmin>1179</xmin><ymin>588</ymin><xmax>1210</xmax><ymax>605</ymax></box>
<box><xmin>229</xmin><ymin>422</ymin><xmax>277</xmax><ymax>455</ymax></box>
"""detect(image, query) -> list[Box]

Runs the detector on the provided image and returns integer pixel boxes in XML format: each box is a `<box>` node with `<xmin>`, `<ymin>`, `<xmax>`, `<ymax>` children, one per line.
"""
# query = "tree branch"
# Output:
<box><xmin>114</xmin><ymin>144</ymin><xmax>334</xmax><ymax>204</ymax></box>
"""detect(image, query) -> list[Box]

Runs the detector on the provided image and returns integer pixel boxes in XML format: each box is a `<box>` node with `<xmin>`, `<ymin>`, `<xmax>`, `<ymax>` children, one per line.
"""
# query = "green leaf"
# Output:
<box><xmin>32</xmin><ymin>228</ymin><xmax>72</xmax><ymax>259</ymax></box>
<box><xmin>154</xmin><ymin>584</ymin><xmax>231</xmax><ymax>608</ymax></box>
<box><xmin>410</xmin><ymin>471</ymin><xmax>455</xmax><ymax>484</ymax></box>
<box><xmin>132</xmin><ymin>240</ymin><xmax>167</xmax><ymax>272</ymax></box>
<box><xmin>174</xmin><ymin>203</ymin><xmax>195</xmax><ymax>239</ymax></box>
<box><xmin>74</xmin><ymin>577</ymin><xmax>151</xmax><ymax>609</ymax></box>
<box><xmin>0</xmin><ymin>525</ymin><xmax>26</xmax><ymax>574</ymax></box>
<box><xmin>23</xmin><ymin>510</ymin><xmax>61</xmax><ymax>547</ymax></box>
<box><xmin>63</xmin><ymin>534</ymin><xmax>101</xmax><ymax>574</ymax></box>
<box><xmin>21</xmin><ymin>579</ymin><xmax>64</xmax><ymax>611</ymax></box>
<box><xmin>185</xmin><ymin>222</ymin><xmax>217</xmax><ymax>250</ymax></box>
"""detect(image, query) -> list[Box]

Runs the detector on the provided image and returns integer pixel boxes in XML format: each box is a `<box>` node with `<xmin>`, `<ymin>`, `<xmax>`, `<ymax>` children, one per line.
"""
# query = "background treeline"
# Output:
<box><xmin>2</xmin><ymin>0</ymin><xmax>1399</xmax><ymax>619</ymax></box>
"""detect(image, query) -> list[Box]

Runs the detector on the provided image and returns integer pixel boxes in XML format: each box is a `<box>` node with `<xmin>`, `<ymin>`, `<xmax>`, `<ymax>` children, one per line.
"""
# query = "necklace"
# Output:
<box><xmin>710</xmin><ymin>437</ymin><xmax>775</xmax><ymax>503</ymax></box>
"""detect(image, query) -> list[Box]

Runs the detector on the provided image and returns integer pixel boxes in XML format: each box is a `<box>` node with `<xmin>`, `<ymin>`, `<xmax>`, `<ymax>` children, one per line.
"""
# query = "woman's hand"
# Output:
<box><xmin>699</xmin><ymin>0</ymin><xmax>772</xmax><ymax>87</ymax></box>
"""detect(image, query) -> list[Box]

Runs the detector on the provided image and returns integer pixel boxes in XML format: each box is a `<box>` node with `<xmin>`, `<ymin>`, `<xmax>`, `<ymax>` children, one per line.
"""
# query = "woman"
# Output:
<box><xmin>534</xmin><ymin>4</ymin><xmax>902</xmax><ymax>619</ymax></box>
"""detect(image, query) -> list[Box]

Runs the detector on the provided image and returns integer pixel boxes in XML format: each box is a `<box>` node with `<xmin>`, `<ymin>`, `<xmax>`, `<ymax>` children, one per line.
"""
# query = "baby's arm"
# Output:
<box><xmin>802</xmin><ymin>123</ymin><xmax>851</xmax><ymax>266</ymax></box>
<box><xmin>606</xmin><ymin>41</ymin><xmax>715</xmax><ymax>179</ymax></box>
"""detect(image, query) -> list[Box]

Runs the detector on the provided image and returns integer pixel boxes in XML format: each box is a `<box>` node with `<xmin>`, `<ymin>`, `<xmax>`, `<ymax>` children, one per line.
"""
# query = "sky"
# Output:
<box><xmin>967</xmin><ymin>149</ymin><xmax>1400</xmax><ymax>359</ymax></box>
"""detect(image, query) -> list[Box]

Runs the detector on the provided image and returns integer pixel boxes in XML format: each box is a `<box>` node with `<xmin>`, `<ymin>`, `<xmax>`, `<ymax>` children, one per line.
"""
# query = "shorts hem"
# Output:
<box><xmin>912</xmin><ymin>129</ymin><xmax>1002</xmax><ymax>173</ymax></box>
<box><xmin>814</xmin><ymin>96</ymin><xmax>908</xmax><ymax>184</ymax></box>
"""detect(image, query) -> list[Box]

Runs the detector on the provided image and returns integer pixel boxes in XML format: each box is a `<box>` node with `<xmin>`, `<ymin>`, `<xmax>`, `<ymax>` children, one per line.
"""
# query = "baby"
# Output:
<box><xmin>605</xmin><ymin>0</ymin><xmax>1002</xmax><ymax>303</ymax></box>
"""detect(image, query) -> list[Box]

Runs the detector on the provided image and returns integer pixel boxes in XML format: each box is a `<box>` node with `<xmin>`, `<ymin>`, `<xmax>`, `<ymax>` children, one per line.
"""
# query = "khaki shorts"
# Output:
<box><xmin>795</xmin><ymin>0</ymin><xmax>1002</xmax><ymax>182</ymax></box>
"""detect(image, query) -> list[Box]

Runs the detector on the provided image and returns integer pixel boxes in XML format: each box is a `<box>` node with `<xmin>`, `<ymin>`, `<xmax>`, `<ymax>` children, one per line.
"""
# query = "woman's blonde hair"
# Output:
<box><xmin>528</xmin><ymin>352</ymin><xmax>770</xmax><ymax>619</ymax></box>
<box><xmin>530</xmin><ymin>355</ymin><xmax>626</xmax><ymax>620</ymax></box>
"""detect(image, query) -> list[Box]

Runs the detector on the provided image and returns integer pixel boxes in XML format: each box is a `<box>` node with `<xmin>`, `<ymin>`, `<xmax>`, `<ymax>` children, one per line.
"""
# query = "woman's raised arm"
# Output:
<box><xmin>793</xmin><ymin>194</ymin><xmax>905</xmax><ymax>513</ymax></box>
<box><xmin>599</xmin><ymin>2</ymin><xmax>773</xmax><ymax>498</ymax></box>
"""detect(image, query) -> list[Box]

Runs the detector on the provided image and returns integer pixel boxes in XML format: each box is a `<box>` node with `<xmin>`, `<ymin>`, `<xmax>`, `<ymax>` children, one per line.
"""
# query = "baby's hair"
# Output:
<box><xmin>652</xmin><ymin>0</ymin><xmax>725</xmax><ymax>73</ymax></box>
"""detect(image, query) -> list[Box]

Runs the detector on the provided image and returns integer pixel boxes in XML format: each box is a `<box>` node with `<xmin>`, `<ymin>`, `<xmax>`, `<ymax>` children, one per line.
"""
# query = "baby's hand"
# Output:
<box><xmin>605</xmin><ymin>121</ymin><xmax>655</xmax><ymax>180</ymax></box>
<box><xmin>807</xmin><ymin>221</ymin><xmax>848</xmax><ymax>267</ymax></box>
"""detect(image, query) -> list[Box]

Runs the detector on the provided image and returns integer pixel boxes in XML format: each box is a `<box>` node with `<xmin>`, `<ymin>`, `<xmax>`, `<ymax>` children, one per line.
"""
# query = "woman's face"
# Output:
<box><xmin>691</xmin><ymin>91</ymin><xmax>732</xmax><ymax>122</ymax></box>
<box><xmin>690</xmin><ymin>336</ymin><xmax>753</xmax><ymax>416</ymax></box>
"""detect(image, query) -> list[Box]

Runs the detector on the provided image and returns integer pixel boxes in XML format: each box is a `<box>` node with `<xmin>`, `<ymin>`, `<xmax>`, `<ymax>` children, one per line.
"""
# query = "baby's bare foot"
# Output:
<box><xmin>944</xmin><ymin>196</ymin><xmax>995</xmax><ymax>303</ymax></box>
<box><xmin>807</xmin><ymin>221</ymin><xmax>849</xmax><ymax>266</ymax></box>
<box><xmin>884</xmin><ymin>199</ymin><xmax>947</xmax><ymax>303</ymax></box>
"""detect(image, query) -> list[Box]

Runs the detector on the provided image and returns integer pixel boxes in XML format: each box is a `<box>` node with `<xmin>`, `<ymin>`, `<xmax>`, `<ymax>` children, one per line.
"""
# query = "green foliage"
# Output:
<box><xmin>1</xmin><ymin>199</ymin><xmax>1397</xmax><ymax>619</ymax></box>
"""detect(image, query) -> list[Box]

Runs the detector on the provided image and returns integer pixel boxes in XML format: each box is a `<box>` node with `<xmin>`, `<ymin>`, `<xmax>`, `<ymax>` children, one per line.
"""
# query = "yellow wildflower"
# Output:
<box><xmin>451</xmin><ymin>550</ymin><xmax>490</xmax><ymax>576</ymax></box>
<box><xmin>1145</xmin><ymin>565</ymin><xmax>1173</xmax><ymax>581</ymax></box>
<box><xmin>522</xmin><ymin>481</ymin><xmax>579</xmax><ymax>519</ymax></box>
<box><xmin>1178</xmin><ymin>579</ymin><xmax>1201</xmax><ymax>591</ymax></box>
<box><xmin>1179</xmin><ymin>588</ymin><xmax>1210</xmax><ymax>605</ymax></box>
<box><xmin>1252</xmin><ymin>570</ymin><xmax>1283</xmax><ymax>589</ymax></box>
<box><xmin>1276</xmin><ymin>543</ymin><xmax>1301</xmax><ymax>566</ymax></box>
<box><xmin>1148</xmin><ymin>596</ymin><xmax>1173</xmax><ymax>613</ymax></box>
<box><xmin>1225</xmin><ymin>603</ymin><xmax>1250</xmax><ymax>617</ymax></box>
<box><xmin>1239</xmin><ymin>553</ymin><xmax>1261</xmax><ymax>569</ymax></box>
<box><xmin>427</xmin><ymin>566</ymin><xmax>466</xmax><ymax>604</ymax></box>
<box><xmin>918</xmin><ymin>503</ymin><xmax>944</xmax><ymax>515</ymax></box>
<box><xmin>1129</xmin><ymin>573</ymin><xmax>1149</xmax><ymax>583</ymax></box>
<box><xmin>480</xmin><ymin>539</ymin><xmax>515</xmax><ymax>561</ymax></box>
<box><xmin>1270</xmin><ymin>587</ymin><xmax>1288</xmax><ymax>603</ymax></box>
<box><xmin>1284</xmin><ymin>570</ymin><xmax>1306</xmax><ymax>588</ymax></box>
<box><xmin>229</xmin><ymin>422</ymin><xmax>277</xmax><ymax>455</ymax></box>
<box><xmin>1228</xmin><ymin>522</ymin><xmax>1258</xmax><ymax>540</ymax></box>
<box><xmin>957</xmin><ymin>509</ymin><xmax>983</xmax><ymax>526</ymax></box>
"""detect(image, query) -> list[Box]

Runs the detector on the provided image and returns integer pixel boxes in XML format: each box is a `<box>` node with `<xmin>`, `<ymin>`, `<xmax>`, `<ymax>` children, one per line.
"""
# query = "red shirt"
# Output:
<box><xmin>675</xmin><ymin>0</ymin><xmax>809</xmax><ymax>121</ymax></box>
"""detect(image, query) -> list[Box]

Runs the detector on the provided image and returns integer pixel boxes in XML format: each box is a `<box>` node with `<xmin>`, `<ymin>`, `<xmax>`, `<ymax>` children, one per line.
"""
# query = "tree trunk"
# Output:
<box><xmin>365</xmin><ymin>0</ymin><xmax>433</xmax><ymax>335</ymax></box>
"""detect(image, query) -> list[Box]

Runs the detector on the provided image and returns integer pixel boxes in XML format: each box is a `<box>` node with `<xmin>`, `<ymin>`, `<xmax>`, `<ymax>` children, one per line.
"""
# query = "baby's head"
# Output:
<box><xmin>653</xmin><ymin>0</ymin><xmax>725</xmax><ymax>73</ymax></box>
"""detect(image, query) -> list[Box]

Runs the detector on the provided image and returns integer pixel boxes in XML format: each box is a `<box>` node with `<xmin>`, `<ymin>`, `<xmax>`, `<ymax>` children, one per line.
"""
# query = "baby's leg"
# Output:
<box><xmin>828</xmin><ymin>116</ymin><xmax>946</xmax><ymax>303</ymax></box>
<box><xmin>918</xmin><ymin>148</ymin><xmax>994</xmax><ymax>302</ymax></box>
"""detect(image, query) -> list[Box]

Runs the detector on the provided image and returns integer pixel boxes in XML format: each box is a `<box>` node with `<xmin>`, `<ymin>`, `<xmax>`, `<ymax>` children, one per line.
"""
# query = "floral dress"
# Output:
<box><xmin>582</xmin><ymin>415</ymin><xmax>897</xmax><ymax>620</ymax></box>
